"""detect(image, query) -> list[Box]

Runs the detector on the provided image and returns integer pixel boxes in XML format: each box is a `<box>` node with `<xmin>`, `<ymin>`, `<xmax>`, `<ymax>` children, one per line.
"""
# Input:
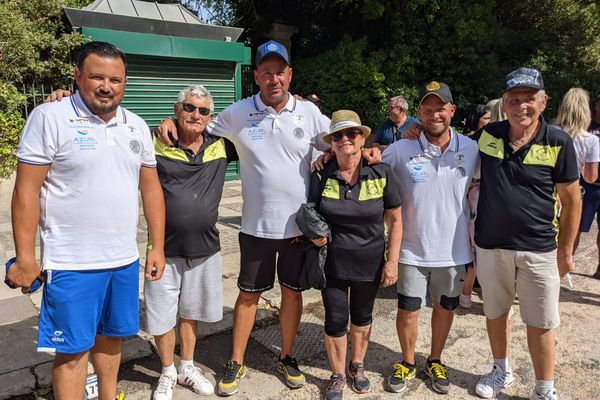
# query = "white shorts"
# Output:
<box><xmin>144</xmin><ymin>252</ymin><xmax>224</xmax><ymax>336</ymax></box>
<box><xmin>476</xmin><ymin>246</ymin><xmax>560</xmax><ymax>329</ymax></box>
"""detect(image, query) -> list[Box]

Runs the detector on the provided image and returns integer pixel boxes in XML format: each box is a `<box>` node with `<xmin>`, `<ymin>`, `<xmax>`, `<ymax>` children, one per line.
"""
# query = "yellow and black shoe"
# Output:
<box><xmin>277</xmin><ymin>355</ymin><xmax>306</xmax><ymax>389</ymax></box>
<box><xmin>426</xmin><ymin>359</ymin><xmax>451</xmax><ymax>394</ymax></box>
<box><xmin>217</xmin><ymin>360</ymin><xmax>246</xmax><ymax>396</ymax></box>
<box><xmin>386</xmin><ymin>360</ymin><xmax>416</xmax><ymax>393</ymax></box>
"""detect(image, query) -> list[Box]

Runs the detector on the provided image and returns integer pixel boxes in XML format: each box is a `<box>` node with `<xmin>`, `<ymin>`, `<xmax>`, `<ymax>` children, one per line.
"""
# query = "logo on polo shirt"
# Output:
<box><xmin>455</xmin><ymin>166</ymin><xmax>466</xmax><ymax>177</ymax></box>
<box><xmin>129</xmin><ymin>139</ymin><xmax>141</xmax><ymax>154</ymax></box>
<box><xmin>455</xmin><ymin>153</ymin><xmax>465</xmax><ymax>165</ymax></box>
<box><xmin>409</xmin><ymin>161</ymin><xmax>429</xmax><ymax>183</ymax></box>
<box><xmin>293</xmin><ymin>114</ymin><xmax>305</xmax><ymax>126</ymax></box>
<box><xmin>533</xmin><ymin>147</ymin><xmax>550</xmax><ymax>162</ymax></box>
<box><xmin>294</xmin><ymin>127</ymin><xmax>304</xmax><ymax>139</ymax></box>
<box><xmin>77</xmin><ymin>129</ymin><xmax>90</xmax><ymax>136</ymax></box>
<box><xmin>73</xmin><ymin>131</ymin><xmax>98</xmax><ymax>151</ymax></box>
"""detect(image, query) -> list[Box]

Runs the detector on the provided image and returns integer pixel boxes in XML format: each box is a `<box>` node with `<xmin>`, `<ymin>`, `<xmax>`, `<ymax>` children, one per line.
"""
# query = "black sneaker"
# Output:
<box><xmin>593</xmin><ymin>265</ymin><xmax>600</xmax><ymax>280</ymax></box>
<box><xmin>276</xmin><ymin>355</ymin><xmax>306</xmax><ymax>388</ymax></box>
<box><xmin>348</xmin><ymin>362</ymin><xmax>370</xmax><ymax>393</ymax></box>
<box><xmin>325</xmin><ymin>373</ymin><xmax>345</xmax><ymax>400</ymax></box>
<box><xmin>217</xmin><ymin>360</ymin><xmax>246</xmax><ymax>396</ymax></box>
<box><xmin>386</xmin><ymin>360</ymin><xmax>416</xmax><ymax>393</ymax></box>
<box><xmin>426</xmin><ymin>359</ymin><xmax>451</xmax><ymax>394</ymax></box>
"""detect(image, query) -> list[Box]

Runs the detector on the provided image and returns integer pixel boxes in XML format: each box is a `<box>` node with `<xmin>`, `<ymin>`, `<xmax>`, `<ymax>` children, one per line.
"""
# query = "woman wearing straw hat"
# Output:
<box><xmin>307</xmin><ymin>110</ymin><xmax>403</xmax><ymax>400</ymax></box>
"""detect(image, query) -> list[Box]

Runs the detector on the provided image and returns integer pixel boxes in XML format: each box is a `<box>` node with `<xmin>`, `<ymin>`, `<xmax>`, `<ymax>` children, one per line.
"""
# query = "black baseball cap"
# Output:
<box><xmin>504</xmin><ymin>67</ymin><xmax>544</xmax><ymax>92</ymax></box>
<box><xmin>419</xmin><ymin>81</ymin><xmax>453</xmax><ymax>104</ymax></box>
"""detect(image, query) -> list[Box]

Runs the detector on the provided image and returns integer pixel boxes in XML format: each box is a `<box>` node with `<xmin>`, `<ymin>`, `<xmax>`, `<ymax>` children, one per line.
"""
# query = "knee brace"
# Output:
<box><xmin>440</xmin><ymin>294</ymin><xmax>460</xmax><ymax>311</ymax></box>
<box><xmin>397</xmin><ymin>294</ymin><xmax>422</xmax><ymax>311</ymax></box>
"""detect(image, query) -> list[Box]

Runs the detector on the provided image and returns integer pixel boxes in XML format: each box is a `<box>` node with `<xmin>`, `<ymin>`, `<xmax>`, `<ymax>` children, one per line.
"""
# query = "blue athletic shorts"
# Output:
<box><xmin>37</xmin><ymin>260</ymin><xmax>140</xmax><ymax>354</ymax></box>
<box><xmin>580</xmin><ymin>186</ymin><xmax>600</xmax><ymax>232</ymax></box>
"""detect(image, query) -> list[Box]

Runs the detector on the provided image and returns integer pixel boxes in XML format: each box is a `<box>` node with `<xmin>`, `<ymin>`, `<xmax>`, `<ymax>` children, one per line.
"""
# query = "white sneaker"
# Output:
<box><xmin>459</xmin><ymin>294</ymin><xmax>472</xmax><ymax>309</ymax></box>
<box><xmin>153</xmin><ymin>373</ymin><xmax>176</xmax><ymax>400</ymax></box>
<box><xmin>475</xmin><ymin>365</ymin><xmax>514</xmax><ymax>398</ymax></box>
<box><xmin>530</xmin><ymin>388</ymin><xmax>558</xmax><ymax>400</ymax></box>
<box><xmin>178</xmin><ymin>364</ymin><xmax>214</xmax><ymax>395</ymax></box>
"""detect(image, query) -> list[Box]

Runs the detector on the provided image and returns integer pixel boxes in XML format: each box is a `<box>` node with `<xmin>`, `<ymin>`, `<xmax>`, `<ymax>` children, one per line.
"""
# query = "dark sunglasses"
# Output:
<box><xmin>331</xmin><ymin>129</ymin><xmax>362</xmax><ymax>142</ymax></box>
<box><xmin>179</xmin><ymin>103</ymin><xmax>211</xmax><ymax>115</ymax></box>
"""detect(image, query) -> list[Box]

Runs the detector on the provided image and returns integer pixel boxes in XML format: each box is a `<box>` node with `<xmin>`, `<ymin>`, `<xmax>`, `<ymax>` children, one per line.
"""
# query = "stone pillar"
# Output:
<box><xmin>268</xmin><ymin>23</ymin><xmax>298</xmax><ymax>58</ymax></box>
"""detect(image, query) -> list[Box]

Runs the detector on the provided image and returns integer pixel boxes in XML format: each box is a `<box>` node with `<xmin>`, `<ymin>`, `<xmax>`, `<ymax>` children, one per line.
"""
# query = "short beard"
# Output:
<box><xmin>80</xmin><ymin>91</ymin><xmax>120</xmax><ymax>116</ymax></box>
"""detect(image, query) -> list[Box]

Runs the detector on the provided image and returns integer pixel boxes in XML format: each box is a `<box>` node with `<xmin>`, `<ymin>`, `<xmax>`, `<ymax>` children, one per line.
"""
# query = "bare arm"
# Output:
<box><xmin>8</xmin><ymin>163</ymin><xmax>49</xmax><ymax>292</ymax></box>
<box><xmin>139</xmin><ymin>167</ymin><xmax>166</xmax><ymax>281</ymax></box>
<box><xmin>582</xmin><ymin>162</ymin><xmax>598</xmax><ymax>184</ymax></box>
<box><xmin>381</xmin><ymin>206</ymin><xmax>402</xmax><ymax>287</ymax></box>
<box><xmin>556</xmin><ymin>180</ymin><xmax>582</xmax><ymax>277</ymax></box>
<box><xmin>155</xmin><ymin>119</ymin><xmax>179</xmax><ymax>146</ymax></box>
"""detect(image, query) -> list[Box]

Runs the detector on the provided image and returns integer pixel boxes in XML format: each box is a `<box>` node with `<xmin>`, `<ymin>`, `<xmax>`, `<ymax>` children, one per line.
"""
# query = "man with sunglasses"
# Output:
<box><xmin>144</xmin><ymin>85</ymin><xmax>238</xmax><ymax>400</ymax></box>
<box><xmin>381</xmin><ymin>82</ymin><xmax>478</xmax><ymax>395</ymax></box>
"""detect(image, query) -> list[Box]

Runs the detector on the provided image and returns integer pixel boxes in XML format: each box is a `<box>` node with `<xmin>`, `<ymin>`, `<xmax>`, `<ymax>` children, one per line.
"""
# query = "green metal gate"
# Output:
<box><xmin>122</xmin><ymin>55</ymin><xmax>240</xmax><ymax>180</ymax></box>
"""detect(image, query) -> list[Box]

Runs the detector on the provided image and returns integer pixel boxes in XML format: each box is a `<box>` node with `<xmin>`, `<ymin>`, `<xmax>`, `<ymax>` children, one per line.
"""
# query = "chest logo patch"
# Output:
<box><xmin>294</xmin><ymin>127</ymin><xmax>304</xmax><ymax>139</ymax></box>
<box><xmin>293</xmin><ymin>114</ymin><xmax>305</xmax><ymax>126</ymax></box>
<box><xmin>455</xmin><ymin>166</ymin><xmax>466</xmax><ymax>177</ymax></box>
<box><xmin>455</xmin><ymin>152</ymin><xmax>465</xmax><ymax>165</ymax></box>
<box><xmin>129</xmin><ymin>139</ymin><xmax>141</xmax><ymax>154</ymax></box>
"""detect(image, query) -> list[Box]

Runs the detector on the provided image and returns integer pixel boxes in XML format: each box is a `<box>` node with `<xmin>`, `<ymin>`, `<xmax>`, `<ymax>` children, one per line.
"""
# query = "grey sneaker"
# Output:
<box><xmin>530</xmin><ymin>388</ymin><xmax>558</xmax><ymax>400</ymax></box>
<box><xmin>386</xmin><ymin>361</ymin><xmax>416</xmax><ymax>393</ymax></box>
<box><xmin>348</xmin><ymin>362</ymin><xmax>370</xmax><ymax>393</ymax></box>
<box><xmin>325</xmin><ymin>373</ymin><xmax>345</xmax><ymax>400</ymax></box>
<box><xmin>475</xmin><ymin>364</ymin><xmax>514</xmax><ymax>398</ymax></box>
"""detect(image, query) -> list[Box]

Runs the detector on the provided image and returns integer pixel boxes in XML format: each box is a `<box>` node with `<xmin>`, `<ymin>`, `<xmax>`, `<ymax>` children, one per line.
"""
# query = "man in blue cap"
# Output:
<box><xmin>473</xmin><ymin>67</ymin><xmax>580</xmax><ymax>400</ymax></box>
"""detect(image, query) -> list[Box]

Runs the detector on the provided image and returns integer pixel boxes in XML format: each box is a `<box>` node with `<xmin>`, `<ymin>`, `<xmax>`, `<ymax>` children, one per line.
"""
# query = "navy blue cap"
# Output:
<box><xmin>505</xmin><ymin>67</ymin><xmax>544</xmax><ymax>91</ymax></box>
<box><xmin>255</xmin><ymin>40</ymin><xmax>290</xmax><ymax>66</ymax></box>
<box><xmin>419</xmin><ymin>81</ymin><xmax>453</xmax><ymax>104</ymax></box>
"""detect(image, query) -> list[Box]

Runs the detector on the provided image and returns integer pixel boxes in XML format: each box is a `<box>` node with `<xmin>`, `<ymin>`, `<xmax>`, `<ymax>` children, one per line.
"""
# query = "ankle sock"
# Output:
<box><xmin>179</xmin><ymin>359</ymin><xmax>194</xmax><ymax>372</ymax></box>
<box><xmin>535</xmin><ymin>379</ymin><xmax>554</xmax><ymax>394</ymax></box>
<box><xmin>162</xmin><ymin>363</ymin><xmax>177</xmax><ymax>379</ymax></box>
<box><xmin>494</xmin><ymin>358</ymin><xmax>510</xmax><ymax>372</ymax></box>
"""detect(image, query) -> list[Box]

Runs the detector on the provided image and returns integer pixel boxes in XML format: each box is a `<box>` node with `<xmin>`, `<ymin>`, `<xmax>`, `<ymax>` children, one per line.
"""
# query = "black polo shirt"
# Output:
<box><xmin>154</xmin><ymin>132</ymin><xmax>237</xmax><ymax>258</ymax></box>
<box><xmin>474</xmin><ymin>117</ymin><xmax>579</xmax><ymax>251</ymax></box>
<box><xmin>308</xmin><ymin>158</ymin><xmax>402</xmax><ymax>282</ymax></box>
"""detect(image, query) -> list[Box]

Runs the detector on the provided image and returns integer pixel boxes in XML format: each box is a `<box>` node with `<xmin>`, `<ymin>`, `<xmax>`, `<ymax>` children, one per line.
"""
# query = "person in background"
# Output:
<box><xmin>306</xmin><ymin>93</ymin><xmax>323</xmax><ymax>110</ymax></box>
<box><xmin>486</xmin><ymin>98</ymin><xmax>507</xmax><ymax>122</ymax></box>
<box><xmin>371</xmin><ymin>95</ymin><xmax>420</xmax><ymax>151</ymax></box>
<box><xmin>463</xmin><ymin>104</ymin><xmax>492</xmax><ymax>137</ymax></box>
<box><xmin>308</xmin><ymin>110</ymin><xmax>402</xmax><ymax>400</ymax></box>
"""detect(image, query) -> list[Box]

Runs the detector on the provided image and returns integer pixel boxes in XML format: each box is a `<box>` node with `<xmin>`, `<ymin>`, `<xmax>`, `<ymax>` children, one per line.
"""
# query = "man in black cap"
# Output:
<box><xmin>473</xmin><ymin>67</ymin><xmax>580</xmax><ymax>400</ymax></box>
<box><xmin>382</xmin><ymin>81</ymin><xmax>478</xmax><ymax>396</ymax></box>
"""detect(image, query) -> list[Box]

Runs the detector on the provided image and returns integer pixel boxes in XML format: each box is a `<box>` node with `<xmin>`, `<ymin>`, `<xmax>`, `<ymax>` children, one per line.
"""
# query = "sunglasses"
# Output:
<box><xmin>331</xmin><ymin>129</ymin><xmax>362</xmax><ymax>142</ymax></box>
<box><xmin>179</xmin><ymin>103</ymin><xmax>211</xmax><ymax>115</ymax></box>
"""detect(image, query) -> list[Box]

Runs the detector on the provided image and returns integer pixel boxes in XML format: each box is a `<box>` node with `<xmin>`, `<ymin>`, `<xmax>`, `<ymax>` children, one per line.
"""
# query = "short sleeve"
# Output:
<box><xmin>383</xmin><ymin>165</ymin><xmax>402</xmax><ymax>209</ymax></box>
<box><xmin>140</xmin><ymin>123</ymin><xmax>157</xmax><ymax>168</ymax></box>
<box><xmin>587</xmin><ymin>135</ymin><xmax>600</xmax><ymax>163</ymax></box>
<box><xmin>17</xmin><ymin>108</ymin><xmax>56</xmax><ymax>165</ymax></box>
<box><xmin>553</xmin><ymin>136</ymin><xmax>580</xmax><ymax>183</ymax></box>
<box><xmin>313</xmin><ymin>113</ymin><xmax>331</xmax><ymax>152</ymax></box>
<box><xmin>307</xmin><ymin>171</ymin><xmax>323</xmax><ymax>204</ymax></box>
<box><xmin>206</xmin><ymin>105</ymin><xmax>235</xmax><ymax>139</ymax></box>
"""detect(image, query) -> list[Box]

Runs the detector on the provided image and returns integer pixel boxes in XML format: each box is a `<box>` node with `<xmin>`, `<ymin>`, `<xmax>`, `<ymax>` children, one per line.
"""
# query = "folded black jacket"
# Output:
<box><xmin>295</xmin><ymin>202</ymin><xmax>332</xmax><ymax>290</ymax></box>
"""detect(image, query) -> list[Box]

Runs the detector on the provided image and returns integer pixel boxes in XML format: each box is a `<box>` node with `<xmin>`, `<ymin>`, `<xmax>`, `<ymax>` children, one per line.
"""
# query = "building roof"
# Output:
<box><xmin>64</xmin><ymin>0</ymin><xmax>243</xmax><ymax>42</ymax></box>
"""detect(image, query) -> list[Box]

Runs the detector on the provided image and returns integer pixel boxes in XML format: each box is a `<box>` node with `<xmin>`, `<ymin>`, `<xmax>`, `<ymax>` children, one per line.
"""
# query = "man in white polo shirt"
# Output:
<box><xmin>7</xmin><ymin>41</ymin><xmax>165</xmax><ymax>400</ymax></box>
<box><xmin>381</xmin><ymin>81</ymin><xmax>478</xmax><ymax>395</ymax></box>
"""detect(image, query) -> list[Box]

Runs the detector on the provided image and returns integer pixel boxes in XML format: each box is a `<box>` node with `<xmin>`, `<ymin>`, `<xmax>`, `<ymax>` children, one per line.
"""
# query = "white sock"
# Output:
<box><xmin>494</xmin><ymin>358</ymin><xmax>510</xmax><ymax>372</ymax></box>
<box><xmin>179</xmin><ymin>359</ymin><xmax>194</xmax><ymax>373</ymax></box>
<box><xmin>162</xmin><ymin>363</ymin><xmax>177</xmax><ymax>379</ymax></box>
<box><xmin>535</xmin><ymin>379</ymin><xmax>554</xmax><ymax>394</ymax></box>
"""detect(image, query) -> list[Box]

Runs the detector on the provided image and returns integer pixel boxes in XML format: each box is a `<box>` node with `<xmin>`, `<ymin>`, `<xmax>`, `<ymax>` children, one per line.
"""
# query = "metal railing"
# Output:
<box><xmin>20</xmin><ymin>83</ymin><xmax>74</xmax><ymax>118</ymax></box>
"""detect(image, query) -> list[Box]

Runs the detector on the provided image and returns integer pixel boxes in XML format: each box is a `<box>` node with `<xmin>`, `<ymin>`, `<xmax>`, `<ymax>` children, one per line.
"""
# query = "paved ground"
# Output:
<box><xmin>1</xmin><ymin>176</ymin><xmax>600</xmax><ymax>399</ymax></box>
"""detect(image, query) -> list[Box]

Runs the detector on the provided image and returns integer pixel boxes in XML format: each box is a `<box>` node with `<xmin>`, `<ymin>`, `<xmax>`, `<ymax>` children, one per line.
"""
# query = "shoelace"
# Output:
<box><xmin>393</xmin><ymin>363</ymin><xmax>410</xmax><ymax>379</ymax></box>
<box><xmin>532</xmin><ymin>389</ymin><xmax>556</xmax><ymax>400</ymax></box>
<box><xmin>156</xmin><ymin>374</ymin><xmax>175</xmax><ymax>393</ymax></box>
<box><xmin>481</xmin><ymin>367</ymin><xmax>507</xmax><ymax>390</ymax></box>
<box><xmin>282</xmin><ymin>356</ymin><xmax>301</xmax><ymax>375</ymax></box>
<box><xmin>429</xmin><ymin>362</ymin><xmax>448</xmax><ymax>379</ymax></box>
<box><xmin>224</xmin><ymin>361</ymin><xmax>241</xmax><ymax>381</ymax></box>
<box><xmin>350</xmin><ymin>363</ymin><xmax>367</xmax><ymax>380</ymax></box>
<box><xmin>182</xmin><ymin>365</ymin><xmax>207</xmax><ymax>386</ymax></box>
<box><xmin>327</xmin><ymin>375</ymin><xmax>345</xmax><ymax>391</ymax></box>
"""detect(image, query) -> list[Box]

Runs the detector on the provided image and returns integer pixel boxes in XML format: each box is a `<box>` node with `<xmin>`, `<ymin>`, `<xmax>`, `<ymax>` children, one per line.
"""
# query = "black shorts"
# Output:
<box><xmin>238</xmin><ymin>232</ymin><xmax>306</xmax><ymax>293</ymax></box>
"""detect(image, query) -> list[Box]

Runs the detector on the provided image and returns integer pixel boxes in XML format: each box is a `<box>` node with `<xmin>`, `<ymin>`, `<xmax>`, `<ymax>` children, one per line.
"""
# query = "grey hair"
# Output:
<box><xmin>390</xmin><ymin>95</ymin><xmax>409</xmax><ymax>111</ymax></box>
<box><xmin>176</xmin><ymin>84</ymin><xmax>214</xmax><ymax>111</ymax></box>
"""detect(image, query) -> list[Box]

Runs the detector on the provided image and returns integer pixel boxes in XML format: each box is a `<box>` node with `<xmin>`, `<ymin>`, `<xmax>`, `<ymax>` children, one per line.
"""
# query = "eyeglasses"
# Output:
<box><xmin>179</xmin><ymin>103</ymin><xmax>211</xmax><ymax>115</ymax></box>
<box><xmin>331</xmin><ymin>129</ymin><xmax>362</xmax><ymax>142</ymax></box>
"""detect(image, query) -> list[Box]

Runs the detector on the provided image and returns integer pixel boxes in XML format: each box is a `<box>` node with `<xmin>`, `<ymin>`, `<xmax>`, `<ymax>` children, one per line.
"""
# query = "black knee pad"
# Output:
<box><xmin>440</xmin><ymin>294</ymin><xmax>459</xmax><ymax>310</ymax></box>
<box><xmin>324</xmin><ymin>314</ymin><xmax>348</xmax><ymax>338</ymax></box>
<box><xmin>397</xmin><ymin>294</ymin><xmax>422</xmax><ymax>311</ymax></box>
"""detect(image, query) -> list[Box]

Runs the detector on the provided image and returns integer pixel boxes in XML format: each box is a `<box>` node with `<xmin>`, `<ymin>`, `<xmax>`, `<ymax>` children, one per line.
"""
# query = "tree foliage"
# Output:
<box><xmin>0</xmin><ymin>0</ymin><xmax>87</xmax><ymax>177</ymax></box>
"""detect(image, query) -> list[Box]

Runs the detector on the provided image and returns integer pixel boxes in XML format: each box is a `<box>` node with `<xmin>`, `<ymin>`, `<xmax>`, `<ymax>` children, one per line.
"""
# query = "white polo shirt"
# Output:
<box><xmin>382</xmin><ymin>129</ymin><xmax>478</xmax><ymax>267</ymax></box>
<box><xmin>208</xmin><ymin>93</ymin><xmax>330</xmax><ymax>239</ymax></box>
<box><xmin>17</xmin><ymin>91</ymin><xmax>156</xmax><ymax>271</ymax></box>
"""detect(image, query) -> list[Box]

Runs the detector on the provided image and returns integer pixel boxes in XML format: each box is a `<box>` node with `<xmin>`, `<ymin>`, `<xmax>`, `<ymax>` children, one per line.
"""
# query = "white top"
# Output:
<box><xmin>17</xmin><ymin>91</ymin><xmax>156</xmax><ymax>271</ymax></box>
<box><xmin>572</xmin><ymin>131</ymin><xmax>600</xmax><ymax>172</ymax></box>
<box><xmin>382</xmin><ymin>129</ymin><xmax>478</xmax><ymax>267</ymax></box>
<box><xmin>208</xmin><ymin>93</ymin><xmax>330</xmax><ymax>238</ymax></box>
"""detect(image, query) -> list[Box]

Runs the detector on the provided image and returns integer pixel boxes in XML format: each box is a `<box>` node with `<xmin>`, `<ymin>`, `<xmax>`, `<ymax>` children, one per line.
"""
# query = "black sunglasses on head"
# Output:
<box><xmin>331</xmin><ymin>129</ymin><xmax>362</xmax><ymax>142</ymax></box>
<box><xmin>179</xmin><ymin>103</ymin><xmax>211</xmax><ymax>115</ymax></box>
